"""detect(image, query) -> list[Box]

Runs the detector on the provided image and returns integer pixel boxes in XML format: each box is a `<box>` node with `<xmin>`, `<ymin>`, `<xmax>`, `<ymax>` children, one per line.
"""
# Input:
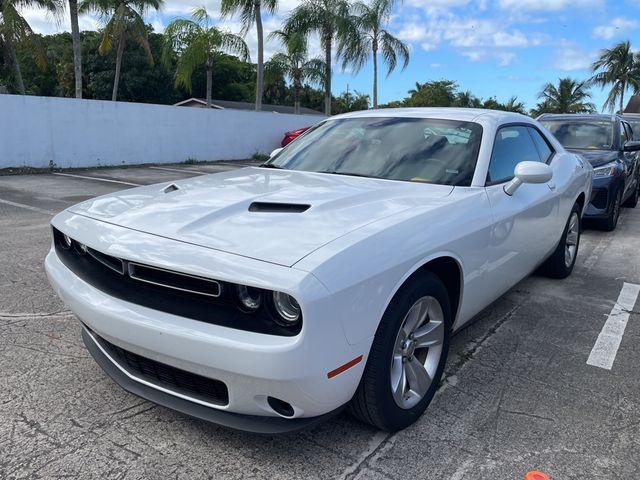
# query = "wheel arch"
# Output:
<box><xmin>575</xmin><ymin>191</ymin><xmax>586</xmax><ymax>215</ymax></box>
<box><xmin>383</xmin><ymin>254</ymin><xmax>464</xmax><ymax>332</ymax></box>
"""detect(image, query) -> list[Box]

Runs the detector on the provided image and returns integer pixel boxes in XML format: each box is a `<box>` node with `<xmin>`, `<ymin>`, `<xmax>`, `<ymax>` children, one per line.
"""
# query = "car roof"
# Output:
<box><xmin>330</xmin><ymin>107</ymin><xmax>532</xmax><ymax>124</ymax></box>
<box><xmin>538</xmin><ymin>113</ymin><xmax>619</xmax><ymax>122</ymax></box>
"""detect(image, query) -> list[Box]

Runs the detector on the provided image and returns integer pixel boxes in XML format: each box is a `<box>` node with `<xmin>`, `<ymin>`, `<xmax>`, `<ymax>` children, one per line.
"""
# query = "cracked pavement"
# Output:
<box><xmin>1</xmin><ymin>163</ymin><xmax>639</xmax><ymax>479</ymax></box>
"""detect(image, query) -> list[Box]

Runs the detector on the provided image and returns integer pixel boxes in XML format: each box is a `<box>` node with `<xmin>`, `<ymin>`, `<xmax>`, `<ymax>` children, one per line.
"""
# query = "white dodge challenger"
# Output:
<box><xmin>45</xmin><ymin>109</ymin><xmax>592</xmax><ymax>433</ymax></box>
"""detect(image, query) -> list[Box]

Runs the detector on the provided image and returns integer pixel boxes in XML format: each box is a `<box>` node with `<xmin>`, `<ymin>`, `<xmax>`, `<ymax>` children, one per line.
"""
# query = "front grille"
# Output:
<box><xmin>52</xmin><ymin>227</ymin><xmax>301</xmax><ymax>336</ymax></box>
<box><xmin>591</xmin><ymin>188</ymin><xmax>608</xmax><ymax>210</ymax></box>
<box><xmin>94</xmin><ymin>331</ymin><xmax>229</xmax><ymax>406</ymax></box>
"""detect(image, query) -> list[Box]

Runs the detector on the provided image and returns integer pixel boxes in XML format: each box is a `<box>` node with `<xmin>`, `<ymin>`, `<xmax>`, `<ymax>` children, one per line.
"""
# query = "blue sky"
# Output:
<box><xmin>24</xmin><ymin>0</ymin><xmax>640</xmax><ymax>112</ymax></box>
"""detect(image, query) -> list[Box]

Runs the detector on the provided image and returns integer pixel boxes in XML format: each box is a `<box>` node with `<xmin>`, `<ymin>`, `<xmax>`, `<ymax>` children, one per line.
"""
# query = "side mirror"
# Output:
<box><xmin>270</xmin><ymin>147</ymin><xmax>284</xmax><ymax>158</ymax></box>
<box><xmin>623</xmin><ymin>141</ymin><xmax>640</xmax><ymax>152</ymax></box>
<box><xmin>504</xmin><ymin>161</ymin><xmax>553</xmax><ymax>196</ymax></box>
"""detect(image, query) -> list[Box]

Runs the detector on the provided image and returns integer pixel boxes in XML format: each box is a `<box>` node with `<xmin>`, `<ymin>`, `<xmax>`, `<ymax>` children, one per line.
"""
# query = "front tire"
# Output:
<box><xmin>541</xmin><ymin>202</ymin><xmax>581</xmax><ymax>279</ymax></box>
<box><xmin>622</xmin><ymin>182</ymin><xmax>639</xmax><ymax>208</ymax></box>
<box><xmin>602</xmin><ymin>189</ymin><xmax>622</xmax><ymax>231</ymax></box>
<box><xmin>349</xmin><ymin>271</ymin><xmax>451</xmax><ymax>431</ymax></box>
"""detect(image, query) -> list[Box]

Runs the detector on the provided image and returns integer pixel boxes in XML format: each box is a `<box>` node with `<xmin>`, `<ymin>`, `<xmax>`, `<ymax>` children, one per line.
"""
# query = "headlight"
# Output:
<box><xmin>76</xmin><ymin>242</ymin><xmax>88</xmax><ymax>254</ymax></box>
<box><xmin>62</xmin><ymin>234</ymin><xmax>72</xmax><ymax>249</ymax></box>
<box><xmin>235</xmin><ymin>285</ymin><xmax>262</xmax><ymax>312</ymax></box>
<box><xmin>272</xmin><ymin>292</ymin><xmax>301</xmax><ymax>325</ymax></box>
<box><xmin>593</xmin><ymin>161</ymin><xmax>618</xmax><ymax>178</ymax></box>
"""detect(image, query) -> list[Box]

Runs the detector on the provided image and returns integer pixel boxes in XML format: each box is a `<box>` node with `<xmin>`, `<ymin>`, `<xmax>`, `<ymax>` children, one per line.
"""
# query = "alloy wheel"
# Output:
<box><xmin>390</xmin><ymin>296</ymin><xmax>444</xmax><ymax>409</ymax></box>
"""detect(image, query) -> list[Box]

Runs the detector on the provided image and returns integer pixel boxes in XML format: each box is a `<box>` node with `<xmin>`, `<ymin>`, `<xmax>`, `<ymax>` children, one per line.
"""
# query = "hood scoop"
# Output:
<box><xmin>248</xmin><ymin>202</ymin><xmax>310</xmax><ymax>213</ymax></box>
<box><xmin>163</xmin><ymin>183</ymin><xmax>180</xmax><ymax>194</ymax></box>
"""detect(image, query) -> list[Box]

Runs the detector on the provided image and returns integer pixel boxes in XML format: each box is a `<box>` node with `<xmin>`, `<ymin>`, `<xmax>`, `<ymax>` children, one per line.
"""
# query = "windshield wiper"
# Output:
<box><xmin>316</xmin><ymin>170</ymin><xmax>379</xmax><ymax>179</ymax></box>
<box><xmin>259</xmin><ymin>163</ymin><xmax>286</xmax><ymax>169</ymax></box>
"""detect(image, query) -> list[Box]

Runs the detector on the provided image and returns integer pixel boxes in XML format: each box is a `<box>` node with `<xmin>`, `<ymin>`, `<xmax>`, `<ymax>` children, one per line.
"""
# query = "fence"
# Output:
<box><xmin>0</xmin><ymin>94</ymin><xmax>323</xmax><ymax>169</ymax></box>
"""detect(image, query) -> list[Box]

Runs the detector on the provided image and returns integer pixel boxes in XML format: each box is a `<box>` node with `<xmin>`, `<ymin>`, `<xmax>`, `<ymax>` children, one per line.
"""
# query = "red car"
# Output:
<box><xmin>281</xmin><ymin>127</ymin><xmax>310</xmax><ymax>147</ymax></box>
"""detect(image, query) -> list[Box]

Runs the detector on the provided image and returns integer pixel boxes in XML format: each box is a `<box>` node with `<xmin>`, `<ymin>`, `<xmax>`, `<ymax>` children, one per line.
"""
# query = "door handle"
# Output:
<box><xmin>548</xmin><ymin>182</ymin><xmax>556</xmax><ymax>191</ymax></box>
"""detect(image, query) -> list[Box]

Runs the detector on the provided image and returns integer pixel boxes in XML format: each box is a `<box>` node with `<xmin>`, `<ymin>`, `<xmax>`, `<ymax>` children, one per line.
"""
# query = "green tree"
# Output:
<box><xmin>404</xmin><ymin>80</ymin><xmax>457</xmax><ymax>107</ymax></box>
<box><xmin>220</xmin><ymin>0</ymin><xmax>277</xmax><ymax>111</ymax></box>
<box><xmin>534</xmin><ymin>77</ymin><xmax>595</xmax><ymax>114</ymax></box>
<box><xmin>162</xmin><ymin>7</ymin><xmax>249</xmax><ymax>108</ymax></box>
<box><xmin>332</xmin><ymin>88</ymin><xmax>369</xmax><ymax>114</ymax></box>
<box><xmin>68</xmin><ymin>0</ymin><xmax>82</xmax><ymax>97</ymax></box>
<box><xmin>454</xmin><ymin>90</ymin><xmax>482</xmax><ymax>108</ymax></box>
<box><xmin>340</xmin><ymin>0</ymin><xmax>408</xmax><ymax>109</ymax></box>
<box><xmin>0</xmin><ymin>0</ymin><xmax>57</xmax><ymax>94</ymax></box>
<box><xmin>266</xmin><ymin>30</ymin><xmax>324</xmax><ymax>114</ymax></box>
<box><xmin>79</xmin><ymin>0</ymin><xmax>163</xmax><ymax>101</ymax></box>
<box><xmin>85</xmin><ymin>29</ymin><xmax>178</xmax><ymax>103</ymax></box>
<box><xmin>590</xmin><ymin>40</ymin><xmax>640</xmax><ymax>114</ymax></box>
<box><xmin>481</xmin><ymin>95</ymin><xmax>526</xmax><ymax>113</ymax></box>
<box><xmin>284</xmin><ymin>0</ymin><xmax>358</xmax><ymax>115</ymax></box>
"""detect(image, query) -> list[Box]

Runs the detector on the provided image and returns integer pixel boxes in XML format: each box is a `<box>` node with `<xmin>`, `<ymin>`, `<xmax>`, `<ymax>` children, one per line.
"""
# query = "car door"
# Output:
<box><xmin>621</xmin><ymin>121</ymin><xmax>639</xmax><ymax>195</ymax></box>
<box><xmin>483</xmin><ymin>125</ymin><xmax>560</xmax><ymax>296</ymax></box>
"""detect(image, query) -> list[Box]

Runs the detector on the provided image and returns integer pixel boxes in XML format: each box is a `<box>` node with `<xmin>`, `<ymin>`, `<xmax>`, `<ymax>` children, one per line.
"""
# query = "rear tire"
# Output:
<box><xmin>622</xmin><ymin>182</ymin><xmax>639</xmax><ymax>208</ymax></box>
<box><xmin>349</xmin><ymin>271</ymin><xmax>451</xmax><ymax>431</ymax></box>
<box><xmin>540</xmin><ymin>202</ymin><xmax>581</xmax><ymax>279</ymax></box>
<box><xmin>601</xmin><ymin>189</ymin><xmax>622</xmax><ymax>231</ymax></box>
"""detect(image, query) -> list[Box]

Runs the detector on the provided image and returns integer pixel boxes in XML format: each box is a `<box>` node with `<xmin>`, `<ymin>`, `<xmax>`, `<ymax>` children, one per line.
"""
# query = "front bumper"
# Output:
<box><xmin>81</xmin><ymin>327</ymin><xmax>345</xmax><ymax>433</ymax></box>
<box><xmin>45</xmin><ymin>213</ymin><xmax>369</xmax><ymax>431</ymax></box>
<box><xmin>584</xmin><ymin>175</ymin><xmax>622</xmax><ymax>219</ymax></box>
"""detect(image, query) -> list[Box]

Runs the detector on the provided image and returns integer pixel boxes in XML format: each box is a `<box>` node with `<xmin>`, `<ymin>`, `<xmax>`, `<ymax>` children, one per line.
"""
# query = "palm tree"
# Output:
<box><xmin>340</xmin><ymin>0</ymin><xmax>408</xmax><ymax>109</ymax></box>
<box><xmin>79</xmin><ymin>0</ymin><xmax>164</xmax><ymax>101</ymax></box>
<box><xmin>220</xmin><ymin>0</ymin><xmax>277</xmax><ymax>112</ymax></box>
<box><xmin>284</xmin><ymin>0</ymin><xmax>359</xmax><ymax>115</ymax></box>
<box><xmin>162</xmin><ymin>7</ymin><xmax>249</xmax><ymax>108</ymax></box>
<box><xmin>0</xmin><ymin>0</ymin><xmax>55</xmax><ymax>94</ymax></box>
<box><xmin>590</xmin><ymin>41</ymin><xmax>640</xmax><ymax>114</ymax></box>
<box><xmin>536</xmin><ymin>77</ymin><xmax>596</xmax><ymax>114</ymax></box>
<box><xmin>455</xmin><ymin>90</ymin><xmax>482</xmax><ymax>108</ymax></box>
<box><xmin>502</xmin><ymin>96</ymin><xmax>526</xmax><ymax>114</ymax></box>
<box><xmin>266</xmin><ymin>30</ymin><xmax>325</xmax><ymax>114</ymax></box>
<box><xmin>68</xmin><ymin>0</ymin><xmax>82</xmax><ymax>98</ymax></box>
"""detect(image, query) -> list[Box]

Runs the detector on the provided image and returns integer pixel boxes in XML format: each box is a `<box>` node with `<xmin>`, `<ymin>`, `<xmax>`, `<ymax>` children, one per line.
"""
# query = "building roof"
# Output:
<box><xmin>624</xmin><ymin>95</ymin><xmax>640</xmax><ymax>114</ymax></box>
<box><xmin>174</xmin><ymin>98</ymin><xmax>324</xmax><ymax>115</ymax></box>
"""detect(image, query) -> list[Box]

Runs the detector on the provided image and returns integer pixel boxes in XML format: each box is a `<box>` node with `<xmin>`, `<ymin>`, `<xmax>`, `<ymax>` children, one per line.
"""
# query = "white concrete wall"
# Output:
<box><xmin>0</xmin><ymin>94</ymin><xmax>324</xmax><ymax>169</ymax></box>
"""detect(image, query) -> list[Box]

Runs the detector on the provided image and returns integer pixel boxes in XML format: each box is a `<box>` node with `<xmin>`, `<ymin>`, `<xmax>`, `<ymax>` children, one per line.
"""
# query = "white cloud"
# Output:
<box><xmin>461</xmin><ymin>50</ymin><xmax>486</xmax><ymax>62</ymax></box>
<box><xmin>496</xmin><ymin>52</ymin><xmax>516</xmax><ymax>66</ymax></box>
<box><xmin>593</xmin><ymin>17</ymin><xmax>637</xmax><ymax>40</ymax></box>
<box><xmin>398</xmin><ymin>15</ymin><xmax>547</xmax><ymax>51</ymax></box>
<box><xmin>498</xmin><ymin>0</ymin><xmax>602</xmax><ymax>11</ymax></box>
<box><xmin>552</xmin><ymin>44</ymin><xmax>596</xmax><ymax>71</ymax></box>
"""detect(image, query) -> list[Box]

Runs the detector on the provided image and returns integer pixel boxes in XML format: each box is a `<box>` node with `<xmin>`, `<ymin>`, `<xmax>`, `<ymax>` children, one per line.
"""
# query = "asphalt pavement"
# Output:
<box><xmin>1</xmin><ymin>162</ymin><xmax>639</xmax><ymax>480</ymax></box>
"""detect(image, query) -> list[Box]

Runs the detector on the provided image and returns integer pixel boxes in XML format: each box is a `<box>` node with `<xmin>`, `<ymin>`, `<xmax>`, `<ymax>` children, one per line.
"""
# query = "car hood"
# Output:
<box><xmin>68</xmin><ymin>167</ymin><xmax>454</xmax><ymax>267</ymax></box>
<box><xmin>567</xmin><ymin>149</ymin><xmax>619</xmax><ymax>167</ymax></box>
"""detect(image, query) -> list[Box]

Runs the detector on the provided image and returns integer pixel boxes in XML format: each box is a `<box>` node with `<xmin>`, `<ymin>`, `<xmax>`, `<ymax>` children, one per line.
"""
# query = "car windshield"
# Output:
<box><xmin>541</xmin><ymin>119</ymin><xmax>614</xmax><ymax>150</ymax></box>
<box><xmin>624</xmin><ymin>118</ymin><xmax>640</xmax><ymax>140</ymax></box>
<box><xmin>264</xmin><ymin>117</ymin><xmax>483</xmax><ymax>186</ymax></box>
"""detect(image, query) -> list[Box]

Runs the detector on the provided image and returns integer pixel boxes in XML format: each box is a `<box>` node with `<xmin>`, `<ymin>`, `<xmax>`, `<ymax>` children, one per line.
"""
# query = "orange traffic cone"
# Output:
<box><xmin>525</xmin><ymin>471</ymin><xmax>550</xmax><ymax>480</ymax></box>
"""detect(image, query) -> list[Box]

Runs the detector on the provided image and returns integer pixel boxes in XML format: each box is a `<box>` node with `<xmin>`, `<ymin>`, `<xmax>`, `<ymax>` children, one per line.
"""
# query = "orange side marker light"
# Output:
<box><xmin>327</xmin><ymin>355</ymin><xmax>363</xmax><ymax>379</ymax></box>
<box><xmin>525</xmin><ymin>471</ymin><xmax>550</xmax><ymax>480</ymax></box>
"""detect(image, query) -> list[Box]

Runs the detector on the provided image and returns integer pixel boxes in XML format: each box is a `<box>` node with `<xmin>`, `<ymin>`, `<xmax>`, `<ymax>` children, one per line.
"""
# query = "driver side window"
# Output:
<box><xmin>487</xmin><ymin>126</ymin><xmax>541</xmax><ymax>185</ymax></box>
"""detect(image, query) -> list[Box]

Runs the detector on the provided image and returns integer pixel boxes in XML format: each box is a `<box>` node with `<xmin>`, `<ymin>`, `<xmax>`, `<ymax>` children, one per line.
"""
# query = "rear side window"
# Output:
<box><xmin>487</xmin><ymin>126</ymin><xmax>542</xmax><ymax>185</ymax></box>
<box><xmin>528</xmin><ymin>128</ymin><xmax>553</xmax><ymax>163</ymax></box>
<box><xmin>623</xmin><ymin>122</ymin><xmax>633</xmax><ymax>145</ymax></box>
<box><xmin>620</xmin><ymin>122</ymin><xmax>629</xmax><ymax>147</ymax></box>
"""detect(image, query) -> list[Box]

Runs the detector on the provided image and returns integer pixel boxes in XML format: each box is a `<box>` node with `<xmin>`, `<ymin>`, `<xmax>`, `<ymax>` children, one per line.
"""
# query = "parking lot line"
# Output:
<box><xmin>149</xmin><ymin>166</ymin><xmax>207</xmax><ymax>175</ymax></box>
<box><xmin>53</xmin><ymin>172</ymin><xmax>142</xmax><ymax>187</ymax></box>
<box><xmin>0</xmin><ymin>197</ymin><xmax>55</xmax><ymax>215</ymax></box>
<box><xmin>587</xmin><ymin>282</ymin><xmax>640</xmax><ymax>370</ymax></box>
